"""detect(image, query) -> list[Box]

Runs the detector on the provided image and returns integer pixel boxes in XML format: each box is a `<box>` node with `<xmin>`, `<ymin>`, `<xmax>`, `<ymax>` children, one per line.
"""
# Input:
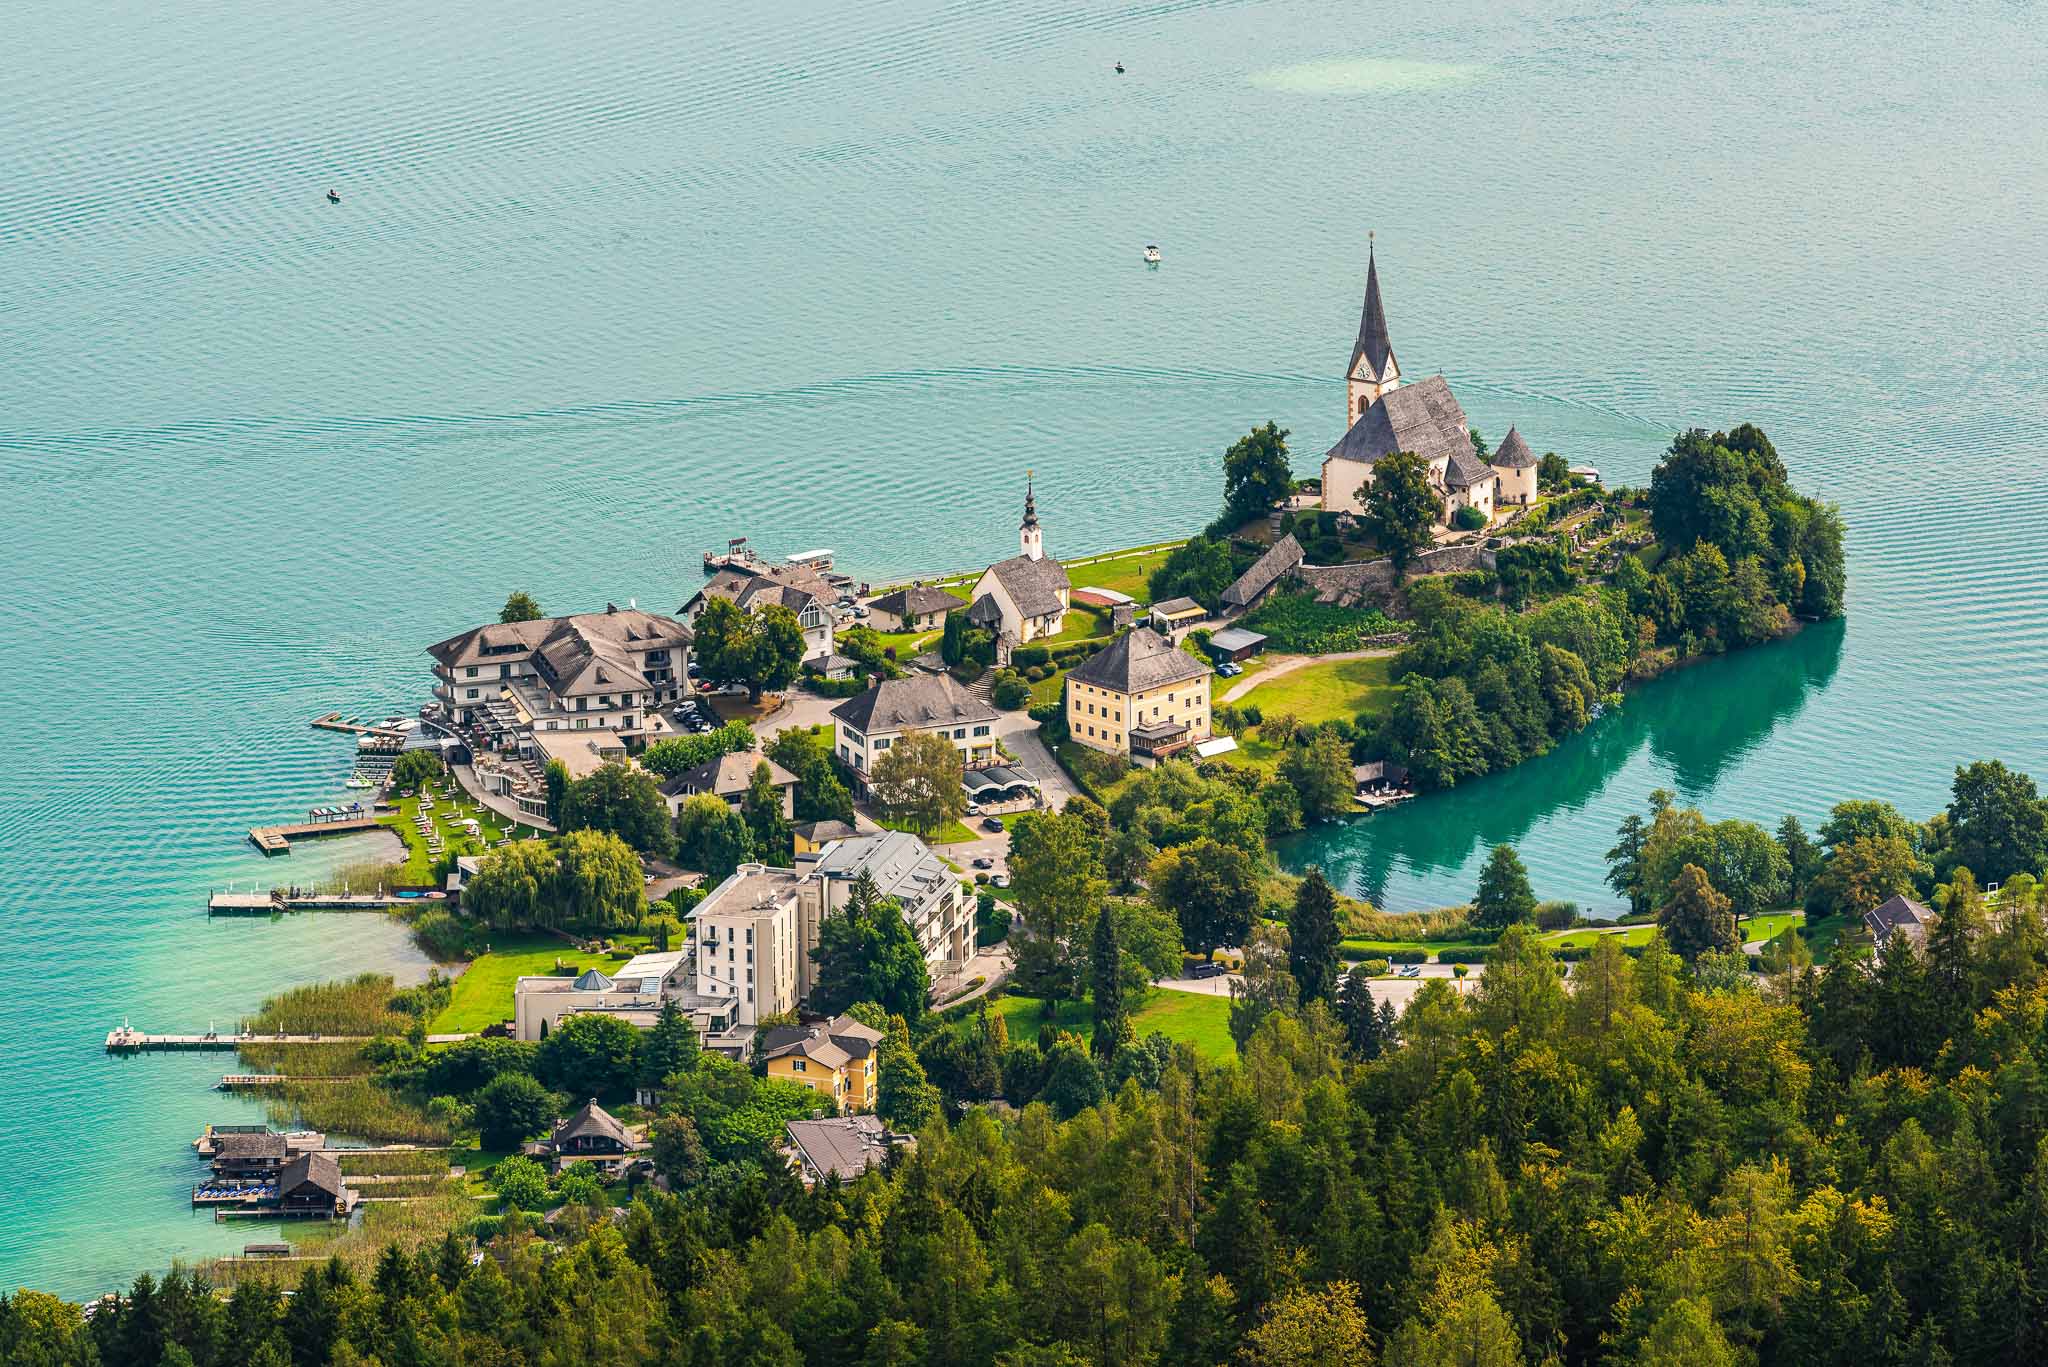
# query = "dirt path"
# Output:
<box><xmin>1219</xmin><ymin>649</ymin><xmax>1397</xmax><ymax>704</ymax></box>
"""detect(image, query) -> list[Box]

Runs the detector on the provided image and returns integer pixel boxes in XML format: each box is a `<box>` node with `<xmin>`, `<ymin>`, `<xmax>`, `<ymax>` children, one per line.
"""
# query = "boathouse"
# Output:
<box><xmin>276</xmin><ymin>1153</ymin><xmax>356</xmax><ymax>1217</ymax></box>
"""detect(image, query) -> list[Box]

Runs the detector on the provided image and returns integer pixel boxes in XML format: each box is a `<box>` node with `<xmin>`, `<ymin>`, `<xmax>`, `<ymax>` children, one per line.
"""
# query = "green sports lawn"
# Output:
<box><xmin>987</xmin><ymin>986</ymin><xmax>1235</xmax><ymax>1061</ymax></box>
<box><xmin>1064</xmin><ymin>545</ymin><xmax>1183</xmax><ymax>604</ymax></box>
<box><xmin>429</xmin><ymin>935</ymin><xmax>620</xmax><ymax>1034</ymax></box>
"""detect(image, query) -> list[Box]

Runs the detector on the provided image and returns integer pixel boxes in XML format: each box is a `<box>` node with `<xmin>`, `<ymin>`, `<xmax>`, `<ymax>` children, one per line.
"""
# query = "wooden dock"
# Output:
<box><xmin>208</xmin><ymin>889</ymin><xmax>416</xmax><ymax>914</ymax></box>
<box><xmin>217</xmin><ymin>1075</ymin><xmax>352</xmax><ymax>1090</ymax></box>
<box><xmin>111</xmin><ymin>1028</ymin><xmax>473</xmax><ymax>1054</ymax></box>
<box><xmin>311</xmin><ymin>712</ymin><xmax>408</xmax><ymax>739</ymax></box>
<box><xmin>107</xmin><ymin>1029</ymin><xmax>373</xmax><ymax>1053</ymax></box>
<box><xmin>247</xmin><ymin>814</ymin><xmax>388</xmax><ymax>855</ymax></box>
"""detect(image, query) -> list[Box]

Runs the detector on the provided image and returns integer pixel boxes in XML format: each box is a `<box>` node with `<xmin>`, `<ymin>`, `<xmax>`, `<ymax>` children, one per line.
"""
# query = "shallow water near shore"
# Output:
<box><xmin>4</xmin><ymin>0</ymin><xmax>2047</xmax><ymax>1295</ymax></box>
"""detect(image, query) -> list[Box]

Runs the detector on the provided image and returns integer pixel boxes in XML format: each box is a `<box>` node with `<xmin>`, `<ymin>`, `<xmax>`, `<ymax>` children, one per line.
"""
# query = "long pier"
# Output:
<box><xmin>110</xmin><ymin>1028</ymin><xmax>474</xmax><ymax>1054</ymax></box>
<box><xmin>248</xmin><ymin>814</ymin><xmax>388</xmax><ymax>855</ymax></box>
<box><xmin>107</xmin><ymin>1029</ymin><xmax>374</xmax><ymax>1053</ymax></box>
<box><xmin>208</xmin><ymin>890</ymin><xmax>416</xmax><ymax>915</ymax></box>
<box><xmin>217</xmin><ymin>1074</ymin><xmax>353</xmax><ymax>1089</ymax></box>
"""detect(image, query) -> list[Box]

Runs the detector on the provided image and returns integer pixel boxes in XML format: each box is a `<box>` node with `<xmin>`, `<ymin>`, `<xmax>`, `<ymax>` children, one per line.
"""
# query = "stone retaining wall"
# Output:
<box><xmin>1292</xmin><ymin>542</ymin><xmax>1496</xmax><ymax>604</ymax></box>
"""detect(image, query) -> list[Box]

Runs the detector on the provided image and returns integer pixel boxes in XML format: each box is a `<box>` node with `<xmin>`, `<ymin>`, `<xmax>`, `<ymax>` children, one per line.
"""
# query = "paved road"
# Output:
<box><xmin>1218</xmin><ymin>649</ymin><xmax>1397</xmax><ymax>704</ymax></box>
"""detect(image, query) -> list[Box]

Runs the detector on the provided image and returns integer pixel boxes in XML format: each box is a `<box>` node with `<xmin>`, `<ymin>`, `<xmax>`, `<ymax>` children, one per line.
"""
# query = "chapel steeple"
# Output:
<box><xmin>1347</xmin><ymin>233</ymin><xmax>1400</xmax><ymax>422</ymax></box>
<box><xmin>1019</xmin><ymin>471</ymin><xmax>1044</xmax><ymax>561</ymax></box>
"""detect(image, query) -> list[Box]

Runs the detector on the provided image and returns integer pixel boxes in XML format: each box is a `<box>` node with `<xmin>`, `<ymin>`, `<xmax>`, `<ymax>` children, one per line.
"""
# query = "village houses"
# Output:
<box><xmin>830</xmin><ymin>673</ymin><xmax>999</xmax><ymax>793</ymax></box>
<box><xmin>1064</xmin><ymin>625</ymin><xmax>1213</xmax><ymax>760</ymax></box>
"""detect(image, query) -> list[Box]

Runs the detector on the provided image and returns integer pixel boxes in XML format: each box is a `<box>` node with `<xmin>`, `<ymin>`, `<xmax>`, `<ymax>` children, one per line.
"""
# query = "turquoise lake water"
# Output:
<box><xmin>4</xmin><ymin>0</ymin><xmax>2046</xmax><ymax>1296</ymax></box>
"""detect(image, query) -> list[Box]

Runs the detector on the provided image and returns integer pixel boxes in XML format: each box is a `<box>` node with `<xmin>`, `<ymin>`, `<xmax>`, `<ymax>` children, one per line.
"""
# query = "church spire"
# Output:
<box><xmin>1345</xmin><ymin>233</ymin><xmax>1400</xmax><ymax>422</ymax></box>
<box><xmin>1019</xmin><ymin>471</ymin><xmax>1044</xmax><ymax>560</ymax></box>
<box><xmin>1350</xmin><ymin>232</ymin><xmax>1395</xmax><ymax>384</ymax></box>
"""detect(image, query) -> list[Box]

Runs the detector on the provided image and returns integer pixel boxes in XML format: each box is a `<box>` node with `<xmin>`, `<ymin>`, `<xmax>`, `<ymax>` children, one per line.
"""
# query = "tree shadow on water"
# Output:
<box><xmin>1285</xmin><ymin>620</ymin><xmax>1845</xmax><ymax>909</ymax></box>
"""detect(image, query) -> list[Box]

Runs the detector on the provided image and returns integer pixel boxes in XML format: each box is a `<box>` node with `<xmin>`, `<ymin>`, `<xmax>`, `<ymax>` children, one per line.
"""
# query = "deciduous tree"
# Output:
<box><xmin>1278</xmin><ymin>730</ymin><xmax>1355</xmax><ymax>819</ymax></box>
<box><xmin>1222</xmin><ymin>421</ymin><xmax>1293</xmax><ymax>527</ymax></box>
<box><xmin>464</xmin><ymin>839</ymin><xmax>559</xmax><ymax>929</ymax></box>
<box><xmin>1149</xmin><ymin>837</ymin><xmax>1257</xmax><ymax>959</ymax></box>
<box><xmin>868</xmin><ymin>729</ymin><xmax>967</xmax><ymax>837</ymax></box>
<box><xmin>560</xmin><ymin>762</ymin><xmax>672</xmax><ymax>856</ymax></box>
<box><xmin>1362</xmin><ymin>449</ymin><xmax>1439</xmax><ymax>575</ymax></box>
<box><xmin>672</xmin><ymin>794</ymin><xmax>753</xmax><ymax>879</ymax></box>
<box><xmin>553</xmin><ymin>828</ymin><xmax>646</xmax><ymax>929</ymax></box>
<box><xmin>499</xmin><ymin>590</ymin><xmax>543</xmax><ymax>623</ymax></box>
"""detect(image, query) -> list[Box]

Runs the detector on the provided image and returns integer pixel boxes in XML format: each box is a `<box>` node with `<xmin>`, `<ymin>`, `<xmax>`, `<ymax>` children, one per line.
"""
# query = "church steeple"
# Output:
<box><xmin>1019</xmin><ymin>471</ymin><xmax>1044</xmax><ymax>561</ymax></box>
<box><xmin>1346</xmin><ymin>233</ymin><xmax>1400</xmax><ymax>422</ymax></box>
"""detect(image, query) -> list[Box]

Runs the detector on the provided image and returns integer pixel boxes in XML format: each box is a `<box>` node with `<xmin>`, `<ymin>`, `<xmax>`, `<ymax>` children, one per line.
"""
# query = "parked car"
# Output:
<box><xmin>1399</xmin><ymin>965</ymin><xmax>1422</xmax><ymax>978</ymax></box>
<box><xmin>971</xmin><ymin>856</ymin><xmax>994</xmax><ymax>869</ymax></box>
<box><xmin>1189</xmin><ymin>961</ymin><xmax>1227</xmax><ymax>980</ymax></box>
<box><xmin>990</xmin><ymin>873</ymin><xmax>1010</xmax><ymax>889</ymax></box>
<box><xmin>981</xmin><ymin>816</ymin><xmax>1005</xmax><ymax>832</ymax></box>
<box><xmin>1215</xmin><ymin>661</ymin><xmax>1242</xmax><ymax>677</ymax></box>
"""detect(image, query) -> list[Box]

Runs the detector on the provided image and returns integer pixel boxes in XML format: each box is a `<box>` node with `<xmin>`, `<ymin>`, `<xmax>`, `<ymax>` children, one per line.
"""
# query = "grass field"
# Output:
<box><xmin>428</xmin><ymin>934</ymin><xmax>617</xmax><ymax>1034</ymax></box>
<box><xmin>879</xmin><ymin>816</ymin><xmax>977</xmax><ymax>845</ymax></box>
<box><xmin>1065</xmin><ymin>545</ymin><xmax>1182</xmax><ymax>604</ymax></box>
<box><xmin>382</xmin><ymin>786</ymin><xmax>530</xmax><ymax>883</ymax></box>
<box><xmin>988</xmin><ymin>987</ymin><xmax>1235</xmax><ymax>1061</ymax></box>
<box><xmin>1234</xmin><ymin>654</ymin><xmax>1399</xmax><ymax>726</ymax></box>
<box><xmin>1339</xmin><ymin>912</ymin><xmax>1807</xmax><ymax>961</ymax></box>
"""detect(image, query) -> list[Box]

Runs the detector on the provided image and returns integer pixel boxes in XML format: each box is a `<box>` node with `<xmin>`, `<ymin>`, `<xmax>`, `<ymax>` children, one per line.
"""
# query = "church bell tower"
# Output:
<box><xmin>1019</xmin><ymin>471</ymin><xmax>1044</xmax><ymax>561</ymax></box>
<box><xmin>1347</xmin><ymin>233</ymin><xmax>1400</xmax><ymax>423</ymax></box>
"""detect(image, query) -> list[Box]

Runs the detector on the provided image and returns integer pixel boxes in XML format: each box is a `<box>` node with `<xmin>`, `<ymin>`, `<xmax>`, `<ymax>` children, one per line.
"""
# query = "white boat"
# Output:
<box><xmin>1142</xmin><ymin>244</ymin><xmax>1161</xmax><ymax>264</ymax></box>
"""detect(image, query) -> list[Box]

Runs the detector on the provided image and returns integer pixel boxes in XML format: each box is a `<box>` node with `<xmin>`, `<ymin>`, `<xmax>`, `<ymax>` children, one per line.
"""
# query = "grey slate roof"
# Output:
<box><xmin>1864</xmin><ymin>894</ymin><xmax>1935</xmax><ymax>947</ymax></box>
<box><xmin>1207</xmin><ymin>626</ymin><xmax>1266</xmax><ymax>653</ymax></box>
<box><xmin>552</xmin><ymin>1099</ymin><xmax>633</xmax><ymax>1150</ymax></box>
<box><xmin>1068</xmin><ymin>627</ymin><xmax>1211</xmax><ymax>694</ymax></box>
<box><xmin>965</xmin><ymin>594</ymin><xmax>1005</xmax><ymax>626</ymax></box>
<box><xmin>831</xmin><ymin>674</ymin><xmax>998</xmax><ymax>734</ymax></box>
<box><xmin>1221</xmin><ymin>534</ymin><xmax>1304</xmax><ymax>610</ymax></box>
<box><xmin>1445</xmin><ymin>448</ymin><xmax>1495</xmax><ymax>489</ymax></box>
<box><xmin>1323</xmin><ymin>375</ymin><xmax>1475</xmax><ymax>468</ymax></box>
<box><xmin>1492</xmin><ymin>426</ymin><xmax>1538</xmax><ymax>469</ymax></box>
<box><xmin>1349</xmin><ymin>249</ymin><xmax>1398</xmax><ymax>384</ymax></box>
<box><xmin>984</xmin><ymin>554</ymin><xmax>1071</xmax><ymax>619</ymax></box>
<box><xmin>658</xmin><ymin>751</ymin><xmax>798</xmax><ymax>800</ymax></box>
<box><xmin>794</xmin><ymin>818</ymin><xmax>860</xmax><ymax>844</ymax></box>
<box><xmin>868</xmin><ymin>586</ymin><xmax>963</xmax><ymax>619</ymax></box>
<box><xmin>278</xmin><ymin>1152</ymin><xmax>344</xmax><ymax>1199</ymax></box>
<box><xmin>429</xmin><ymin>608</ymin><xmax>692</xmax><ymax>691</ymax></box>
<box><xmin>786</xmin><ymin>1114</ymin><xmax>901</xmax><ymax>1182</ymax></box>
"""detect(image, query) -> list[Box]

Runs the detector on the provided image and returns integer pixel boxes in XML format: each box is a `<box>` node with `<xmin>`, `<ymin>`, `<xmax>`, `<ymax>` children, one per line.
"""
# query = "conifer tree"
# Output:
<box><xmin>1089</xmin><ymin>905</ymin><xmax>1128</xmax><ymax>1059</ymax></box>
<box><xmin>1288</xmin><ymin>867</ymin><xmax>1343</xmax><ymax>1006</ymax></box>
<box><xmin>1657</xmin><ymin>863</ymin><xmax>1738</xmax><ymax>961</ymax></box>
<box><xmin>1473</xmin><ymin>844</ymin><xmax>1537</xmax><ymax>931</ymax></box>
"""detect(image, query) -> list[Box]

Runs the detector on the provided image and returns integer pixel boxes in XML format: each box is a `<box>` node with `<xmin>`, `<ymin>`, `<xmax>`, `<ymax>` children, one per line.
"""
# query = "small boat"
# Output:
<box><xmin>326</xmin><ymin>189</ymin><xmax>341</xmax><ymax>204</ymax></box>
<box><xmin>1114</xmin><ymin>61</ymin><xmax>1125</xmax><ymax>74</ymax></box>
<box><xmin>1142</xmin><ymin>244</ymin><xmax>1161</xmax><ymax>265</ymax></box>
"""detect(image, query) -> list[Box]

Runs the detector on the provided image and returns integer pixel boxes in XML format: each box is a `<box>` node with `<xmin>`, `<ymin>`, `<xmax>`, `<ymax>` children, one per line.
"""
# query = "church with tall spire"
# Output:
<box><xmin>1321</xmin><ymin>241</ymin><xmax>1539</xmax><ymax>525</ymax></box>
<box><xmin>966</xmin><ymin>472</ymin><xmax>1071</xmax><ymax>662</ymax></box>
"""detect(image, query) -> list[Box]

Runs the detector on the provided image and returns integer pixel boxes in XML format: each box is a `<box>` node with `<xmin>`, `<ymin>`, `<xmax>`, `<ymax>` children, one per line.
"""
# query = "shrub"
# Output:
<box><xmin>991</xmin><ymin>671</ymin><xmax>1030</xmax><ymax>710</ymax></box>
<box><xmin>1387</xmin><ymin>950</ymin><xmax>1428</xmax><ymax>965</ymax></box>
<box><xmin>1452</xmin><ymin>963</ymin><xmax>1470</xmax><ymax>978</ymax></box>
<box><xmin>492</xmin><ymin>1155</ymin><xmax>551</xmax><ymax>1211</ymax></box>
<box><xmin>802</xmin><ymin>675</ymin><xmax>868</xmax><ymax>698</ymax></box>
<box><xmin>1534</xmin><ymin>900</ymin><xmax>1579</xmax><ymax>931</ymax></box>
<box><xmin>1242</xmin><ymin>588</ymin><xmax>1403</xmax><ymax>654</ymax></box>
<box><xmin>1011</xmin><ymin>645</ymin><xmax>1050</xmax><ymax>668</ymax></box>
<box><xmin>1453</xmin><ymin>505</ymin><xmax>1488</xmax><ymax>531</ymax></box>
<box><xmin>1436</xmin><ymin>949</ymin><xmax>1492</xmax><ymax>965</ymax></box>
<box><xmin>1359</xmin><ymin>957</ymin><xmax>1391</xmax><ymax>976</ymax></box>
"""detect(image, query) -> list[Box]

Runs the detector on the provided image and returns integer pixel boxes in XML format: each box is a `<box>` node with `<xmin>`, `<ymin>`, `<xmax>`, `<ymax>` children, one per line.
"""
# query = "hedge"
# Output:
<box><xmin>802</xmin><ymin>675</ymin><xmax>868</xmax><ymax>698</ymax></box>
<box><xmin>1011</xmin><ymin>645</ymin><xmax>1050</xmax><ymax>668</ymax></box>
<box><xmin>1386</xmin><ymin>950</ymin><xmax>1428</xmax><ymax>965</ymax></box>
<box><xmin>1435</xmin><ymin>949</ymin><xmax>1491</xmax><ymax>965</ymax></box>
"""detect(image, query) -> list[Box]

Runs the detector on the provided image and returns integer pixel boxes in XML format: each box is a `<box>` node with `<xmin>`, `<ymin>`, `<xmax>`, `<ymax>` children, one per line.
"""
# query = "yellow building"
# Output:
<box><xmin>761</xmin><ymin>1014</ymin><xmax>885</xmax><ymax>1112</ymax></box>
<box><xmin>1064</xmin><ymin>627</ymin><xmax>1212</xmax><ymax>760</ymax></box>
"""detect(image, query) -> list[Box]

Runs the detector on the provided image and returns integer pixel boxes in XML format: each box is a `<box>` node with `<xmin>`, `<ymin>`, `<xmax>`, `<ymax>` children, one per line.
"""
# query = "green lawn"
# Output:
<box><xmin>1050</xmin><ymin>604</ymin><xmax>1114</xmax><ymax>645</ymax></box>
<box><xmin>1235</xmin><ymin>655</ymin><xmax>1399</xmax><ymax>726</ymax></box>
<box><xmin>382</xmin><ymin>787</ymin><xmax>532</xmax><ymax>883</ymax></box>
<box><xmin>429</xmin><ymin>935</ymin><xmax>618</xmax><ymax>1034</ymax></box>
<box><xmin>1340</xmin><ymin>912</ymin><xmax>1806</xmax><ymax>961</ymax></box>
<box><xmin>1065</xmin><ymin>545</ymin><xmax>1183</xmax><ymax>604</ymax></box>
<box><xmin>988</xmin><ymin>987</ymin><xmax>1235</xmax><ymax>1061</ymax></box>
<box><xmin>879</xmin><ymin>816</ymin><xmax>978</xmax><ymax>845</ymax></box>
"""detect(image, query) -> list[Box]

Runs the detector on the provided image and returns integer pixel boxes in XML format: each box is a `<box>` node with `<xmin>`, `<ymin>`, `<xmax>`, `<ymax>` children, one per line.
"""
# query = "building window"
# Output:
<box><xmin>465</xmin><ymin>666</ymin><xmax>478</xmax><ymax>678</ymax></box>
<box><xmin>791</xmin><ymin>1059</ymin><xmax>806</xmax><ymax>1072</ymax></box>
<box><xmin>465</xmin><ymin>688</ymin><xmax>479</xmax><ymax>700</ymax></box>
<box><xmin>973</xmin><ymin>725</ymin><xmax>989</xmax><ymax>737</ymax></box>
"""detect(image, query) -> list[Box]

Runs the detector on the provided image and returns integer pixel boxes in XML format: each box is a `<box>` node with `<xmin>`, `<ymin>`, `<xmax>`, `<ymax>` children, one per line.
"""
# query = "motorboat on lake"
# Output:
<box><xmin>1142</xmin><ymin>244</ymin><xmax>1161</xmax><ymax>264</ymax></box>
